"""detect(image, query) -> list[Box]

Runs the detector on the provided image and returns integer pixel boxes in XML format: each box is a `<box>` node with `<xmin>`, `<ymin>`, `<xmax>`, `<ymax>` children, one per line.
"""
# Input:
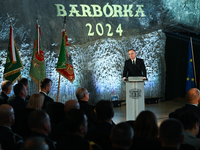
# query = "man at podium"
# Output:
<box><xmin>122</xmin><ymin>49</ymin><xmax>147</xmax><ymax>81</ymax></box>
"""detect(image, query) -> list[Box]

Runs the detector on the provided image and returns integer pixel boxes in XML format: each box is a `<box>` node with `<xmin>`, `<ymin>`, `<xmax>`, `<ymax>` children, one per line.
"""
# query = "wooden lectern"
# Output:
<box><xmin>125</xmin><ymin>77</ymin><xmax>145</xmax><ymax>121</ymax></box>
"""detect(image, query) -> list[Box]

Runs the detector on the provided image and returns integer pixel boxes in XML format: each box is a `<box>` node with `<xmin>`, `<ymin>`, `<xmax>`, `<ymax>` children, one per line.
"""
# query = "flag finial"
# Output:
<box><xmin>63</xmin><ymin>16</ymin><xmax>66</xmax><ymax>29</ymax></box>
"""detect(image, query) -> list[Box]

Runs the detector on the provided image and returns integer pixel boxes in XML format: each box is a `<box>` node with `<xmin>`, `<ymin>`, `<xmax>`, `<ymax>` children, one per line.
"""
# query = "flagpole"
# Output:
<box><xmin>190</xmin><ymin>37</ymin><xmax>197</xmax><ymax>87</ymax></box>
<box><xmin>56</xmin><ymin>16</ymin><xmax>67</xmax><ymax>102</ymax></box>
<box><xmin>57</xmin><ymin>75</ymin><xmax>61</xmax><ymax>102</ymax></box>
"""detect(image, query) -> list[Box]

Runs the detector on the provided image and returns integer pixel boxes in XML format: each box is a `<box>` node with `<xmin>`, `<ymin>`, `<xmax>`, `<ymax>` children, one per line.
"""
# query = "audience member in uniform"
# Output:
<box><xmin>56</xmin><ymin>109</ymin><xmax>101</xmax><ymax>150</ymax></box>
<box><xmin>159</xmin><ymin>119</ymin><xmax>184</xmax><ymax>150</ymax></box>
<box><xmin>28</xmin><ymin>110</ymin><xmax>56</xmax><ymax>150</ymax></box>
<box><xmin>130</xmin><ymin>110</ymin><xmax>161</xmax><ymax>150</ymax></box>
<box><xmin>75</xmin><ymin>87</ymin><xmax>98</xmax><ymax>129</ymax></box>
<box><xmin>18</xmin><ymin>78</ymin><xmax>30</xmax><ymax>101</ymax></box>
<box><xmin>21</xmin><ymin>137</ymin><xmax>49</xmax><ymax>150</ymax></box>
<box><xmin>8</xmin><ymin>83</ymin><xmax>28</xmax><ymax>112</ymax></box>
<box><xmin>39</xmin><ymin>78</ymin><xmax>54</xmax><ymax>110</ymax></box>
<box><xmin>85</xmin><ymin>100</ymin><xmax>114</xmax><ymax>150</ymax></box>
<box><xmin>0</xmin><ymin>80</ymin><xmax>12</xmax><ymax>105</ymax></box>
<box><xmin>179</xmin><ymin>111</ymin><xmax>200</xmax><ymax>149</ymax></box>
<box><xmin>110</xmin><ymin>122</ymin><xmax>133</xmax><ymax>150</ymax></box>
<box><xmin>12</xmin><ymin>93</ymin><xmax>44</xmax><ymax>137</ymax></box>
<box><xmin>0</xmin><ymin>104</ymin><xmax>23</xmax><ymax>150</ymax></box>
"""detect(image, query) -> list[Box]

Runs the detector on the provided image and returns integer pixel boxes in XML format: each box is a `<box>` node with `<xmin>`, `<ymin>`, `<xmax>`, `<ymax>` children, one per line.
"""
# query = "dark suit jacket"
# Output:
<box><xmin>30</xmin><ymin>131</ymin><xmax>56</xmax><ymax>150</ymax></box>
<box><xmin>175</xmin><ymin>104</ymin><xmax>200</xmax><ymax>118</ymax></box>
<box><xmin>78</xmin><ymin>101</ymin><xmax>99</xmax><ymax>129</ymax></box>
<box><xmin>85</xmin><ymin>121</ymin><xmax>114</xmax><ymax>150</ymax></box>
<box><xmin>130</xmin><ymin>137</ymin><xmax>161</xmax><ymax>150</ymax></box>
<box><xmin>8</xmin><ymin>96</ymin><xmax>27</xmax><ymax>112</ymax></box>
<box><xmin>123</xmin><ymin>58</ymin><xmax>146</xmax><ymax>78</ymax></box>
<box><xmin>0</xmin><ymin>125</ymin><xmax>23</xmax><ymax>150</ymax></box>
<box><xmin>0</xmin><ymin>92</ymin><xmax>9</xmax><ymax>105</ymax></box>
<box><xmin>39</xmin><ymin>92</ymin><xmax>54</xmax><ymax>110</ymax></box>
<box><xmin>12</xmin><ymin>108</ymin><xmax>35</xmax><ymax>137</ymax></box>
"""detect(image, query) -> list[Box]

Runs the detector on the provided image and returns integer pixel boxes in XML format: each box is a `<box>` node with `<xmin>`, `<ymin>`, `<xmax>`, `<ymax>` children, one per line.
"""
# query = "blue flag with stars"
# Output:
<box><xmin>186</xmin><ymin>39</ymin><xmax>195</xmax><ymax>93</ymax></box>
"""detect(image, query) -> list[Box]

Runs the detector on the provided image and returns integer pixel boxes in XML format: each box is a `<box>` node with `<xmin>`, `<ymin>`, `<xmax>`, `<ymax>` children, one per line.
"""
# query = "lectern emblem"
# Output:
<box><xmin>129</xmin><ymin>88</ymin><xmax>141</xmax><ymax>99</ymax></box>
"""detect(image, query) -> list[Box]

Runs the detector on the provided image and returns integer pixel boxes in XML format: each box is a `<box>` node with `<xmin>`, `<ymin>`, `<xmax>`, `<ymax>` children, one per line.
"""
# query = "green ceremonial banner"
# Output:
<box><xmin>29</xmin><ymin>24</ymin><xmax>46</xmax><ymax>85</ymax></box>
<box><xmin>3</xmin><ymin>26</ymin><xmax>23</xmax><ymax>83</ymax></box>
<box><xmin>56</xmin><ymin>30</ymin><xmax>75</xmax><ymax>82</ymax></box>
<box><xmin>56</xmin><ymin>31</ymin><xmax>67</xmax><ymax>69</ymax></box>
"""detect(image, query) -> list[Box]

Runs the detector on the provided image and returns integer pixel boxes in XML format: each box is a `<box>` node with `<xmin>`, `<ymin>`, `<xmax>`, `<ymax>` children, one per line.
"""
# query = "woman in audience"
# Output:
<box><xmin>129</xmin><ymin>110</ymin><xmax>161</xmax><ymax>150</ymax></box>
<box><xmin>27</xmin><ymin>93</ymin><xmax>44</xmax><ymax>109</ymax></box>
<box><xmin>12</xmin><ymin>93</ymin><xmax>44</xmax><ymax>138</ymax></box>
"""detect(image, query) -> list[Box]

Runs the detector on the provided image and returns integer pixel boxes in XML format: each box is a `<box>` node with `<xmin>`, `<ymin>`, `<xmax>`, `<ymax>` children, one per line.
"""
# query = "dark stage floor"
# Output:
<box><xmin>112</xmin><ymin>98</ymin><xmax>186</xmax><ymax>126</ymax></box>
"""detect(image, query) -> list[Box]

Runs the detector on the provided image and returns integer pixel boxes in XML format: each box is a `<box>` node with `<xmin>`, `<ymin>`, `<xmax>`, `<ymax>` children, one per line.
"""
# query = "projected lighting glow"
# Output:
<box><xmin>0</xmin><ymin>30</ymin><xmax>165</xmax><ymax>104</ymax></box>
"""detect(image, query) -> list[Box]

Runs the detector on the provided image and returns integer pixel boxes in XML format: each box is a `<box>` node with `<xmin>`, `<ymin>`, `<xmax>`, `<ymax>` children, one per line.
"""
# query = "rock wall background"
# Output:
<box><xmin>0</xmin><ymin>0</ymin><xmax>199</xmax><ymax>104</ymax></box>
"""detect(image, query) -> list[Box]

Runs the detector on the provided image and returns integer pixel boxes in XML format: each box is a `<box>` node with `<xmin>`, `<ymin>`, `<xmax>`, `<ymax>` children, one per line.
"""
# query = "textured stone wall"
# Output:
<box><xmin>0</xmin><ymin>0</ymin><xmax>198</xmax><ymax>104</ymax></box>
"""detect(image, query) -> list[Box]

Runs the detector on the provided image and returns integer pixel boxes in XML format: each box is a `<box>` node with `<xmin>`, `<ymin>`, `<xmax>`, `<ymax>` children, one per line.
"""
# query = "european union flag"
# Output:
<box><xmin>186</xmin><ymin>39</ymin><xmax>195</xmax><ymax>93</ymax></box>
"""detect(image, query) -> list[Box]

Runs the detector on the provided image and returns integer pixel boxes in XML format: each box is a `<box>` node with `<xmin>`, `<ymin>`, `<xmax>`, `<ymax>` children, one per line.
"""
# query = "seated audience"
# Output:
<box><xmin>39</xmin><ymin>78</ymin><xmax>54</xmax><ymax>110</ymax></box>
<box><xmin>12</xmin><ymin>93</ymin><xmax>44</xmax><ymax>137</ymax></box>
<box><xmin>8</xmin><ymin>83</ymin><xmax>28</xmax><ymax>112</ymax></box>
<box><xmin>75</xmin><ymin>87</ymin><xmax>99</xmax><ymax>129</ymax></box>
<box><xmin>56</xmin><ymin>109</ymin><xmax>101</xmax><ymax>150</ymax></box>
<box><xmin>0</xmin><ymin>104</ymin><xmax>23</xmax><ymax>150</ymax></box>
<box><xmin>0</xmin><ymin>80</ymin><xmax>12</xmax><ymax>105</ymax></box>
<box><xmin>130</xmin><ymin>110</ymin><xmax>161</xmax><ymax>150</ymax></box>
<box><xmin>179</xmin><ymin>111</ymin><xmax>200</xmax><ymax>149</ymax></box>
<box><xmin>110</xmin><ymin>122</ymin><xmax>133</xmax><ymax>150</ymax></box>
<box><xmin>21</xmin><ymin>137</ymin><xmax>49</xmax><ymax>150</ymax></box>
<box><xmin>159</xmin><ymin>118</ymin><xmax>184</xmax><ymax>150</ymax></box>
<box><xmin>28</xmin><ymin>110</ymin><xmax>56</xmax><ymax>150</ymax></box>
<box><xmin>85</xmin><ymin>100</ymin><xmax>114</xmax><ymax>150</ymax></box>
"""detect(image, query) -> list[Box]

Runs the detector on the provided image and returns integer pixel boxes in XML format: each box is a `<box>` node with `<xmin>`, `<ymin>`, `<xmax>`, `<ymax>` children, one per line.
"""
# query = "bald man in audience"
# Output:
<box><xmin>64</xmin><ymin>100</ymin><xmax>80</xmax><ymax>113</ymax></box>
<box><xmin>0</xmin><ymin>104</ymin><xmax>23</xmax><ymax>150</ymax></box>
<box><xmin>0</xmin><ymin>80</ymin><xmax>12</xmax><ymax>105</ymax></box>
<box><xmin>174</xmin><ymin>88</ymin><xmax>200</xmax><ymax>118</ymax></box>
<box><xmin>51</xmin><ymin>100</ymin><xmax>80</xmax><ymax>141</ymax></box>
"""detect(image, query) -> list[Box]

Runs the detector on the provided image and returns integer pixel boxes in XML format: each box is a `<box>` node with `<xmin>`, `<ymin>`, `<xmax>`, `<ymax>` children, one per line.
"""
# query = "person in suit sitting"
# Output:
<box><xmin>0</xmin><ymin>104</ymin><xmax>23</xmax><ymax>150</ymax></box>
<box><xmin>0</xmin><ymin>80</ymin><xmax>12</xmax><ymax>105</ymax></box>
<box><xmin>179</xmin><ymin>111</ymin><xmax>200</xmax><ymax>149</ymax></box>
<box><xmin>75</xmin><ymin>87</ymin><xmax>99</xmax><ymax>129</ymax></box>
<box><xmin>56</xmin><ymin>109</ymin><xmax>101</xmax><ymax>150</ymax></box>
<box><xmin>174</xmin><ymin>88</ymin><xmax>200</xmax><ymax>118</ymax></box>
<box><xmin>159</xmin><ymin>119</ymin><xmax>184</xmax><ymax>150</ymax></box>
<box><xmin>28</xmin><ymin>110</ymin><xmax>56</xmax><ymax>150</ymax></box>
<box><xmin>85</xmin><ymin>100</ymin><xmax>115</xmax><ymax>150</ymax></box>
<box><xmin>123</xmin><ymin>49</ymin><xmax>146</xmax><ymax>81</ymax></box>
<box><xmin>110</xmin><ymin>122</ymin><xmax>134</xmax><ymax>150</ymax></box>
<box><xmin>8</xmin><ymin>83</ymin><xmax>28</xmax><ymax>112</ymax></box>
<box><xmin>39</xmin><ymin>78</ymin><xmax>54</xmax><ymax>110</ymax></box>
<box><xmin>18</xmin><ymin>78</ymin><xmax>30</xmax><ymax>101</ymax></box>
